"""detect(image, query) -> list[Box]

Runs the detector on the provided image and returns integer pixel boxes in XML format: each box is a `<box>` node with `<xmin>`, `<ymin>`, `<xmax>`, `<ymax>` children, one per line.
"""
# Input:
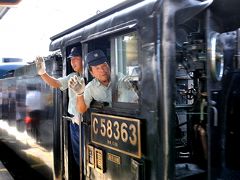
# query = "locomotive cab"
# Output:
<box><xmin>82</xmin><ymin>31</ymin><xmax>143</xmax><ymax>179</ymax></box>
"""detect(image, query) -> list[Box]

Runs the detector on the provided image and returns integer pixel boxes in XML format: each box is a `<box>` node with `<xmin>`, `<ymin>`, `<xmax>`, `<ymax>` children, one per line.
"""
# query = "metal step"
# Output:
<box><xmin>0</xmin><ymin>161</ymin><xmax>14</xmax><ymax>180</ymax></box>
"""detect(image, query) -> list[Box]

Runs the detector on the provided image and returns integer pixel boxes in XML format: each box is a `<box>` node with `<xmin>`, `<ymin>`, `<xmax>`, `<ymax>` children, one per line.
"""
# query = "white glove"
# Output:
<box><xmin>120</xmin><ymin>75</ymin><xmax>133</xmax><ymax>89</ymax></box>
<box><xmin>35</xmin><ymin>56</ymin><xmax>46</xmax><ymax>75</ymax></box>
<box><xmin>68</xmin><ymin>75</ymin><xmax>85</xmax><ymax>95</ymax></box>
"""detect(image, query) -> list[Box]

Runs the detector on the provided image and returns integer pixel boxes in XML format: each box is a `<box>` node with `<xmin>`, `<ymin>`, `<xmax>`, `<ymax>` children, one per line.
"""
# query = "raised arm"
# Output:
<box><xmin>35</xmin><ymin>56</ymin><xmax>61</xmax><ymax>88</ymax></box>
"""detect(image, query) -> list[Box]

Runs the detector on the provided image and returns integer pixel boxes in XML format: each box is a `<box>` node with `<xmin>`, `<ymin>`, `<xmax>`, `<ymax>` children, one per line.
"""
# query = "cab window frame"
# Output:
<box><xmin>111</xmin><ymin>30</ymin><xmax>141</xmax><ymax>110</ymax></box>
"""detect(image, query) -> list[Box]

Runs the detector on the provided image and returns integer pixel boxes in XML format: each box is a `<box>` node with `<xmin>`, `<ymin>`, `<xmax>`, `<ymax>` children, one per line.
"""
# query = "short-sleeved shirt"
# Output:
<box><xmin>84</xmin><ymin>78</ymin><xmax>112</xmax><ymax>108</ymax></box>
<box><xmin>58</xmin><ymin>72</ymin><xmax>83</xmax><ymax>116</ymax></box>
<box><xmin>84</xmin><ymin>77</ymin><xmax>139</xmax><ymax>108</ymax></box>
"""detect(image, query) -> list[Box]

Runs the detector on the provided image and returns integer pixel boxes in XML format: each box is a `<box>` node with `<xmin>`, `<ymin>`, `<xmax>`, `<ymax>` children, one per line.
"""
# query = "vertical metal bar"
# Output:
<box><xmin>237</xmin><ymin>29</ymin><xmax>240</xmax><ymax>69</ymax></box>
<box><xmin>79</xmin><ymin>120</ymin><xmax>82</xmax><ymax>180</ymax></box>
<box><xmin>160</xmin><ymin>0</ymin><xmax>176</xmax><ymax>179</ymax></box>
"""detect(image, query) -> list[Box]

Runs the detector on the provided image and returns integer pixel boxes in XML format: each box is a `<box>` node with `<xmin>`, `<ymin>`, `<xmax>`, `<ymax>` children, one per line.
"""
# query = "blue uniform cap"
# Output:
<box><xmin>68</xmin><ymin>47</ymin><xmax>81</xmax><ymax>59</ymax></box>
<box><xmin>86</xmin><ymin>49</ymin><xmax>107</xmax><ymax>66</ymax></box>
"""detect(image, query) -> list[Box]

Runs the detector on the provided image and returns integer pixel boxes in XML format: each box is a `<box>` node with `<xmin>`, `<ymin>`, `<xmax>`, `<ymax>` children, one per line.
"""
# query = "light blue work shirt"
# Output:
<box><xmin>58</xmin><ymin>72</ymin><xmax>83</xmax><ymax>116</ymax></box>
<box><xmin>84</xmin><ymin>78</ymin><xmax>112</xmax><ymax>108</ymax></box>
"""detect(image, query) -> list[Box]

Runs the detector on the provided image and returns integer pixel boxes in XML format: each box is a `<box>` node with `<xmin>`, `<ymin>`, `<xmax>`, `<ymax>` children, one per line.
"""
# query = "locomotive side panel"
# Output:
<box><xmin>0</xmin><ymin>56</ymin><xmax>63</xmax><ymax>179</ymax></box>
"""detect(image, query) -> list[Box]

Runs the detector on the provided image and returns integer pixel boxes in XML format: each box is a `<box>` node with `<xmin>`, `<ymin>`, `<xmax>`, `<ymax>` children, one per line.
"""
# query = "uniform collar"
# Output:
<box><xmin>74</xmin><ymin>72</ymin><xmax>83</xmax><ymax>77</ymax></box>
<box><xmin>94</xmin><ymin>78</ymin><xmax>111</xmax><ymax>88</ymax></box>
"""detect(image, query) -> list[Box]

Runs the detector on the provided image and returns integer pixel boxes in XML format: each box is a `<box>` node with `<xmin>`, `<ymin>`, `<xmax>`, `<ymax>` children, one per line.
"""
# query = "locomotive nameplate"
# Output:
<box><xmin>87</xmin><ymin>145</ymin><xmax>95</xmax><ymax>168</ymax></box>
<box><xmin>91</xmin><ymin>113</ymin><xmax>141</xmax><ymax>158</ymax></box>
<box><xmin>95</xmin><ymin>148</ymin><xmax>105</xmax><ymax>173</ymax></box>
<box><xmin>107</xmin><ymin>153</ymin><xmax>121</xmax><ymax>165</ymax></box>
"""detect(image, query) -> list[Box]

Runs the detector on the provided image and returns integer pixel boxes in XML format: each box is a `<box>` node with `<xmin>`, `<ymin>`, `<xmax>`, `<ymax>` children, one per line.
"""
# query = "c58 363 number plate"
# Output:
<box><xmin>91</xmin><ymin>113</ymin><xmax>141</xmax><ymax>158</ymax></box>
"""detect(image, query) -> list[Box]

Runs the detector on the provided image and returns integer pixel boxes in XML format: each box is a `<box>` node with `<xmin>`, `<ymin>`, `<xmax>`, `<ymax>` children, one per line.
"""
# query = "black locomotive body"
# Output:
<box><xmin>0</xmin><ymin>56</ymin><xmax>63</xmax><ymax>179</ymax></box>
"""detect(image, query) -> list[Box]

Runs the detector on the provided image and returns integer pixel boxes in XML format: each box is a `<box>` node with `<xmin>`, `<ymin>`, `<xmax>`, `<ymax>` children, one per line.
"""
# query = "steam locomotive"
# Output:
<box><xmin>1</xmin><ymin>0</ymin><xmax>240</xmax><ymax>179</ymax></box>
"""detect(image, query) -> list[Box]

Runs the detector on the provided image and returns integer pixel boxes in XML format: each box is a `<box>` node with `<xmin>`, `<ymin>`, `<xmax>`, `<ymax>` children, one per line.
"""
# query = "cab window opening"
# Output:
<box><xmin>84</xmin><ymin>32</ymin><xmax>140</xmax><ymax>110</ymax></box>
<box><xmin>66</xmin><ymin>44</ymin><xmax>82</xmax><ymax>75</ymax></box>
<box><xmin>84</xmin><ymin>37</ymin><xmax>111</xmax><ymax>83</ymax></box>
<box><xmin>112</xmin><ymin>31</ymin><xmax>140</xmax><ymax>105</ymax></box>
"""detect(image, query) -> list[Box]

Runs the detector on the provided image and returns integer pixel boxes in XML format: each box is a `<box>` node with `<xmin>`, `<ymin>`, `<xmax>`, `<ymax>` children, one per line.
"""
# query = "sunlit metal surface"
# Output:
<box><xmin>0</xmin><ymin>161</ymin><xmax>13</xmax><ymax>180</ymax></box>
<box><xmin>0</xmin><ymin>120</ymin><xmax>53</xmax><ymax>169</ymax></box>
<box><xmin>209</xmin><ymin>32</ymin><xmax>224</xmax><ymax>81</ymax></box>
<box><xmin>0</xmin><ymin>6</ymin><xmax>9</xmax><ymax>20</ymax></box>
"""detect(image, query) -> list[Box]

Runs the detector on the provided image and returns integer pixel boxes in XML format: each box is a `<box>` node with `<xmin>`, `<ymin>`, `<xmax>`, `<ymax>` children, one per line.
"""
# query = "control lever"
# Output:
<box><xmin>90</xmin><ymin>100</ymin><xmax>109</xmax><ymax>109</ymax></box>
<box><xmin>209</xmin><ymin>100</ymin><xmax>218</xmax><ymax>127</ymax></box>
<box><xmin>62</xmin><ymin>115</ymin><xmax>73</xmax><ymax>121</ymax></box>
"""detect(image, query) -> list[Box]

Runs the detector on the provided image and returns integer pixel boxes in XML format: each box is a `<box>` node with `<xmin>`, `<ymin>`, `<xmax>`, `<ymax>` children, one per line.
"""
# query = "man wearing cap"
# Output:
<box><xmin>35</xmin><ymin>47</ymin><xmax>83</xmax><ymax>166</ymax></box>
<box><xmin>68</xmin><ymin>49</ymin><xmax>138</xmax><ymax>114</ymax></box>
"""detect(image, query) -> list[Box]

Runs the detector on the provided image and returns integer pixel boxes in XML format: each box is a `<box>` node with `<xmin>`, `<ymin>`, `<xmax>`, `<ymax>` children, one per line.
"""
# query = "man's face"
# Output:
<box><xmin>90</xmin><ymin>62</ymin><xmax>110</xmax><ymax>84</ymax></box>
<box><xmin>70</xmin><ymin>56</ymin><xmax>83</xmax><ymax>73</ymax></box>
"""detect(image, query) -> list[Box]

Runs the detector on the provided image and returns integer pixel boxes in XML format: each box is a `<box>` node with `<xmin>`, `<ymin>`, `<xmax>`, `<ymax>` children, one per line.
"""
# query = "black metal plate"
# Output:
<box><xmin>91</xmin><ymin>113</ymin><xmax>141</xmax><ymax>158</ymax></box>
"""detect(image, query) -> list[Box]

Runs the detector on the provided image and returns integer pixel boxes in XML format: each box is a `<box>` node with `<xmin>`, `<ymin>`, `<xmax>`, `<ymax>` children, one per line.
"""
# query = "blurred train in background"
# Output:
<box><xmin>1</xmin><ymin>0</ymin><xmax>240</xmax><ymax>180</ymax></box>
<box><xmin>0</xmin><ymin>56</ymin><xmax>63</xmax><ymax>179</ymax></box>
